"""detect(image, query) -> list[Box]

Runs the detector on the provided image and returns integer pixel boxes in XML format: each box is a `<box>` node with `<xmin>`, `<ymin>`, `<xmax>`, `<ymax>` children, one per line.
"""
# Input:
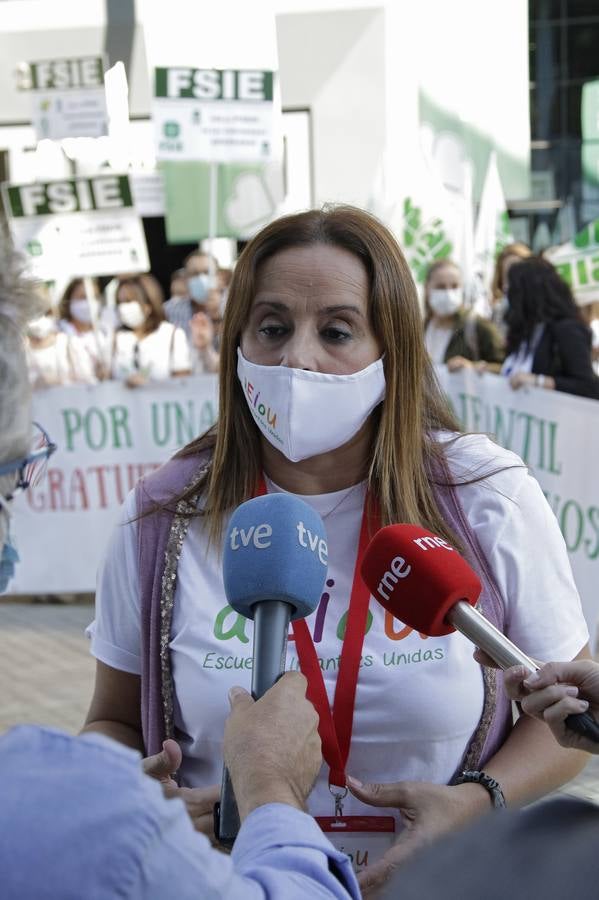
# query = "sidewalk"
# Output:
<box><xmin>1</xmin><ymin>601</ymin><xmax>598</xmax><ymax>804</ymax></box>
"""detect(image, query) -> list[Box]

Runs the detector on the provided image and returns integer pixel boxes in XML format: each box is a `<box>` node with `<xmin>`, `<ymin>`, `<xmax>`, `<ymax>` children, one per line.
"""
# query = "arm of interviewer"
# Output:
<box><xmin>143</xmin><ymin>673</ymin><xmax>360</xmax><ymax>899</ymax></box>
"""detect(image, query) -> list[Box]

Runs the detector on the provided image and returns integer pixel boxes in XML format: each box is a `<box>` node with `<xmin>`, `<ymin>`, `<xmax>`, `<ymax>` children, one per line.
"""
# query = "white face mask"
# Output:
<box><xmin>429</xmin><ymin>288</ymin><xmax>463</xmax><ymax>317</ymax></box>
<box><xmin>70</xmin><ymin>297</ymin><xmax>98</xmax><ymax>324</ymax></box>
<box><xmin>237</xmin><ymin>348</ymin><xmax>386</xmax><ymax>463</ymax></box>
<box><xmin>27</xmin><ymin>315</ymin><xmax>56</xmax><ymax>340</ymax></box>
<box><xmin>591</xmin><ymin>319</ymin><xmax>599</xmax><ymax>350</ymax></box>
<box><xmin>118</xmin><ymin>301</ymin><xmax>146</xmax><ymax>330</ymax></box>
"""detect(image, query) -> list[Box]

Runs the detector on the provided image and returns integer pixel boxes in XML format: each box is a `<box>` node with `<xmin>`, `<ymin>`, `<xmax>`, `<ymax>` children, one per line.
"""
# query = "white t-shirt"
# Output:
<box><xmin>425</xmin><ymin>321</ymin><xmax>453</xmax><ymax>364</ymax></box>
<box><xmin>27</xmin><ymin>332</ymin><xmax>97</xmax><ymax>387</ymax></box>
<box><xmin>88</xmin><ymin>434</ymin><xmax>588</xmax><ymax>856</ymax></box>
<box><xmin>59</xmin><ymin>321</ymin><xmax>111</xmax><ymax>372</ymax></box>
<box><xmin>111</xmin><ymin>321</ymin><xmax>192</xmax><ymax>381</ymax></box>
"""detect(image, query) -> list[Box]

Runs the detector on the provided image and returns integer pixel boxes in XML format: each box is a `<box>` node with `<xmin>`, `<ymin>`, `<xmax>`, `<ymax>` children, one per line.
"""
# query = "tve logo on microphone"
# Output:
<box><xmin>228</xmin><ymin>519</ymin><xmax>327</xmax><ymax>565</ymax></box>
<box><xmin>223</xmin><ymin>493</ymin><xmax>328</xmax><ymax>622</ymax></box>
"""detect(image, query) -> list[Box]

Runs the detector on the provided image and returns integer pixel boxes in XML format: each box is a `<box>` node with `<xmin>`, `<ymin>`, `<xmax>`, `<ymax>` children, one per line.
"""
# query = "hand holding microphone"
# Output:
<box><xmin>493</xmin><ymin>659</ymin><xmax>599</xmax><ymax>754</ymax></box>
<box><xmin>215</xmin><ymin>492</ymin><xmax>328</xmax><ymax>845</ymax></box>
<box><xmin>360</xmin><ymin>524</ymin><xmax>599</xmax><ymax>746</ymax></box>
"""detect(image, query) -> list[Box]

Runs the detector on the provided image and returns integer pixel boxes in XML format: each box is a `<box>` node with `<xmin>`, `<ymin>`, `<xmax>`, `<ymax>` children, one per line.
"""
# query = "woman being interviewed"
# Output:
<box><xmin>84</xmin><ymin>207</ymin><xmax>589</xmax><ymax>889</ymax></box>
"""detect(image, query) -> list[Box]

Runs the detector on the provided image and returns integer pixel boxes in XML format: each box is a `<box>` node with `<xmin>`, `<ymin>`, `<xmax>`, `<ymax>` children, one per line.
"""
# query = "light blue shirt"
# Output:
<box><xmin>0</xmin><ymin>726</ymin><xmax>359</xmax><ymax>900</ymax></box>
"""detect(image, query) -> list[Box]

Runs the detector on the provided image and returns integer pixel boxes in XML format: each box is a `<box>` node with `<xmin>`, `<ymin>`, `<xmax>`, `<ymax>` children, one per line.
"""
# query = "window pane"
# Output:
<box><xmin>530</xmin><ymin>0</ymin><xmax>562</xmax><ymax>20</ymax></box>
<box><xmin>530</xmin><ymin>22</ymin><xmax>563</xmax><ymax>82</ymax></box>
<box><xmin>531</xmin><ymin>83</ymin><xmax>563</xmax><ymax>139</ymax></box>
<box><xmin>565</xmin><ymin>1</ymin><xmax>599</xmax><ymax>18</ymax></box>
<box><xmin>567</xmin><ymin>24</ymin><xmax>599</xmax><ymax>80</ymax></box>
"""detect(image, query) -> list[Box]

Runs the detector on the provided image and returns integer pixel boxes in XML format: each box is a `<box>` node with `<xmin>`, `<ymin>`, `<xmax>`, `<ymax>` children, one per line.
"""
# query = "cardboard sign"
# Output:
<box><xmin>2</xmin><ymin>175</ymin><xmax>149</xmax><ymax>279</ymax></box>
<box><xmin>22</xmin><ymin>56</ymin><xmax>108</xmax><ymax>141</ymax></box>
<box><xmin>153</xmin><ymin>67</ymin><xmax>276</xmax><ymax>163</ymax></box>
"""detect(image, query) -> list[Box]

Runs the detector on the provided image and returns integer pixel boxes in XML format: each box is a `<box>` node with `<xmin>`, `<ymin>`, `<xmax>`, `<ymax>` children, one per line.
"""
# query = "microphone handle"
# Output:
<box><xmin>448</xmin><ymin>601</ymin><xmax>599</xmax><ymax>744</ymax></box>
<box><xmin>216</xmin><ymin>601</ymin><xmax>292</xmax><ymax>847</ymax></box>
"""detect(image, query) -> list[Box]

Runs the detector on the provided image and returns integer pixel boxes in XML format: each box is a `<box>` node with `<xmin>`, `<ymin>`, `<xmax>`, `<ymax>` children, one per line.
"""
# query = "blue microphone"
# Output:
<box><xmin>215</xmin><ymin>493</ymin><xmax>328</xmax><ymax>846</ymax></box>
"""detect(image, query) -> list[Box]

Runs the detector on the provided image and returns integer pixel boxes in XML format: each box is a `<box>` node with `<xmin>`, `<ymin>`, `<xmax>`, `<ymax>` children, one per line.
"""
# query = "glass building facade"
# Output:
<box><xmin>526</xmin><ymin>0</ymin><xmax>599</xmax><ymax>247</ymax></box>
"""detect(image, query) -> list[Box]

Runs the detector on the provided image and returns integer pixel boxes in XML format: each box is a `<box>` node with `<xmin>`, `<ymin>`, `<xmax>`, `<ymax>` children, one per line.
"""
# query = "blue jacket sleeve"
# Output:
<box><xmin>142</xmin><ymin>800</ymin><xmax>360</xmax><ymax>900</ymax></box>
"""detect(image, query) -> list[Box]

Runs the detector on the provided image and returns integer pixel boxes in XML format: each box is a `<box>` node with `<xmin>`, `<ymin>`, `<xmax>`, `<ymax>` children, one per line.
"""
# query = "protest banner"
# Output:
<box><xmin>10</xmin><ymin>371</ymin><xmax>599</xmax><ymax>650</ymax></box>
<box><xmin>436</xmin><ymin>367</ymin><xmax>599</xmax><ymax>646</ymax></box>
<box><xmin>1</xmin><ymin>174</ymin><xmax>149</xmax><ymax>280</ymax></box>
<box><xmin>9</xmin><ymin>376</ymin><xmax>219</xmax><ymax>596</ymax></box>
<box><xmin>19</xmin><ymin>56</ymin><xmax>108</xmax><ymax>141</ymax></box>
<box><xmin>546</xmin><ymin>217</ymin><xmax>599</xmax><ymax>304</ymax></box>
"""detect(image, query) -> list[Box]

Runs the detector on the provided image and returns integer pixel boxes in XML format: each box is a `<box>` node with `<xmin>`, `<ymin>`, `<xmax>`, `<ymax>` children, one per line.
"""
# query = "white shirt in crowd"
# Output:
<box><xmin>111</xmin><ymin>321</ymin><xmax>192</xmax><ymax>381</ymax></box>
<box><xmin>27</xmin><ymin>332</ymin><xmax>97</xmax><ymax>388</ymax></box>
<box><xmin>58</xmin><ymin>320</ymin><xmax>111</xmax><ymax>373</ymax></box>
<box><xmin>425</xmin><ymin>321</ymin><xmax>452</xmax><ymax>364</ymax></box>
<box><xmin>88</xmin><ymin>433</ymin><xmax>588</xmax><ymax>867</ymax></box>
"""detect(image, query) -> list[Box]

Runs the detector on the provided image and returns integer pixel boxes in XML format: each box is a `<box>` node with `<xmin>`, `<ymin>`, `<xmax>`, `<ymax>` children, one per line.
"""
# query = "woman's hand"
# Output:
<box><xmin>509</xmin><ymin>371</ymin><xmax>535</xmax><ymax>390</ymax></box>
<box><xmin>142</xmin><ymin>739</ymin><xmax>220</xmax><ymax>838</ymax></box>
<box><xmin>125</xmin><ymin>372</ymin><xmax>148</xmax><ymax>389</ymax></box>
<box><xmin>509</xmin><ymin>372</ymin><xmax>555</xmax><ymax>390</ymax></box>
<box><xmin>502</xmin><ymin>661</ymin><xmax>599</xmax><ymax>754</ymax></box>
<box><xmin>347</xmin><ymin>776</ymin><xmax>490</xmax><ymax>896</ymax></box>
<box><xmin>446</xmin><ymin>355</ymin><xmax>473</xmax><ymax>372</ymax></box>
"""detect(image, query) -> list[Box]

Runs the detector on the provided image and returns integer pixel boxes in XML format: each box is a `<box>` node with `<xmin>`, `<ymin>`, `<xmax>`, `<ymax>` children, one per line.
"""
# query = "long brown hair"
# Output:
<box><xmin>491</xmin><ymin>243</ymin><xmax>532</xmax><ymax>301</ymax></box>
<box><xmin>116</xmin><ymin>274</ymin><xmax>164</xmax><ymax>336</ymax></box>
<box><xmin>174</xmin><ymin>205</ymin><xmax>471</xmax><ymax>547</ymax></box>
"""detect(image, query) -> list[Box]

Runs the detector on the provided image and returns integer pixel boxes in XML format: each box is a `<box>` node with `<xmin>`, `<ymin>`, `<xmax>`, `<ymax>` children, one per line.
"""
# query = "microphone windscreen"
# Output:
<box><xmin>360</xmin><ymin>524</ymin><xmax>481</xmax><ymax>636</ymax></box>
<box><xmin>223</xmin><ymin>493</ymin><xmax>328</xmax><ymax>621</ymax></box>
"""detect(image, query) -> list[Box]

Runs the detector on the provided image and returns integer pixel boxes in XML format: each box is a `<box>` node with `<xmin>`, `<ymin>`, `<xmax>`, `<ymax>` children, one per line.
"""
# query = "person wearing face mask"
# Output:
<box><xmin>26</xmin><ymin>303</ymin><xmax>97</xmax><ymax>389</ymax></box>
<box><xmin>0</xmin><ymin>241</ymin><xmax>360</xmax><ymax>900</ymax></box>
<box><xmin>163</xmin><ymin>252</ymin><xmax>220</xmax><ymax>374</ymax></box>
<box><xmin>84</xmin><ymin>206</ymin><xmax>590</xmax><ymax>895</ymax></box>
<box><xmin>112</xmin><ymin>274</ymin><xmax>192</xmax><ymax>387</ymax></box>
<box><xmin>57</xmin><ymin>278</ymin><xmax>110</xmax><ymax>380</ymax></box>
<box><xmin>424</xmin><ymin>260</ymin><xmax>504</xmax><ymax>372</ymax></box>
<box><xmin>489</xmin><ymin>243</ymin><xmax>532</xmax><ymax>338</ymax></box>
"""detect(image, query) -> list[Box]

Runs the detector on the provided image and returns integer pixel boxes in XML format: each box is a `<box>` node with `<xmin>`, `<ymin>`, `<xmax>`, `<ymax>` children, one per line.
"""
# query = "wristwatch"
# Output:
<box><xmin>457</xmin><ymin>770</ymin><xmax>506</xmax><ymax>809</ymax></box>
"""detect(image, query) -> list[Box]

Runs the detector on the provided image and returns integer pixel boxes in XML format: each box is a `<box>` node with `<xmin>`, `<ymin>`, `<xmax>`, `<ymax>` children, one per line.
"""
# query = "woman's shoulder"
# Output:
<box><xmin>434</xmin><ymin>430</ymin><xmax>528</xmax><ymax>488</ymax></box>
<box><xmin>549</xmin><ymin>317</ymin><xmax>591</xmax><ymax>342</ymax></box>
<box><xmin>136</xmin><ymin>449</ymin><xmax>212</xmax><ymax>510</ymax></box>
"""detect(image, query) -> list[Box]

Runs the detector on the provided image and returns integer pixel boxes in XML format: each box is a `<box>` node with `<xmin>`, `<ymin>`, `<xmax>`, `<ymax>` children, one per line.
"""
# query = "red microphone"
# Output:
<box><xmin>361</xmin><ymin>524</ymin><xmax>599</xmax><ymax>744</ymax></box>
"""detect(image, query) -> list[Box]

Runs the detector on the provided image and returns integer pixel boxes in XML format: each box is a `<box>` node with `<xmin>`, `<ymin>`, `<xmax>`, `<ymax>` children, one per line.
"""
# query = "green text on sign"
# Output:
<box><xmin>155</xmin><ymin>68</ymin><xmax>274</xmax><ymax>102</ymax></box>
<box><xmin>28</xmin><ymin>57</ymin><xmax>104</xmax><ymax>90</ymax></box>
<box><xmin>3</xmin><ymin>176</ymin><xmax>133</xmax><ymax>218</ymax></box>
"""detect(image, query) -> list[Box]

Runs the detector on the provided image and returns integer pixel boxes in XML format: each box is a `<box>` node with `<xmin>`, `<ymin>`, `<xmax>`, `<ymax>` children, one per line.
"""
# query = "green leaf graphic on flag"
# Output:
<box><xmin>401</xmin><ymin>198</ymin><xmax>453</xmax><ymax>283</ymax></box>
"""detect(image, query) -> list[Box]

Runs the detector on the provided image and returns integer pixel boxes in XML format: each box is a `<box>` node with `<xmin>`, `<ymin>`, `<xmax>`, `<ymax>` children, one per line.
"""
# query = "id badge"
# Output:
<box><xmin>316</xmin><ymin>816</ymin><xmax>396</xmax><ymax>874</ymax></box>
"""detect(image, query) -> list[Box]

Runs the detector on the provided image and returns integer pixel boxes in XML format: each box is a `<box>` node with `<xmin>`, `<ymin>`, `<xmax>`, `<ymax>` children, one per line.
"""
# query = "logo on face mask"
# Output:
<box><xmin>242</xmin><ymin>378</ymin><xmax>278</xmax><ymax>433</ymax></box>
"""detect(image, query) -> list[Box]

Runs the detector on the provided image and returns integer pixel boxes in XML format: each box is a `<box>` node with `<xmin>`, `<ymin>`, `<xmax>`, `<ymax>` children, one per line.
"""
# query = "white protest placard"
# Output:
<box><xmin>546</xmin><ymin>218</ymin><xmax>599</xmax><ymax>304</ymax></box>
<box><xmin>8</xmin><ymin>376</ymin><xmax>219</xmax><ymax>596</ymax></box>
<box><xmin>153</xmin><ymin>67</ymin><xmax>276</xmax><ymax>163</ymax></box>
<box><xmin>436</xmin><ymin>366</ymin><xmax>599</xmax><ymax>646</ymax></box>
<box><xmin>22</xmin><ymin>56</ymin><xmax>108</xmax><ymax>141</ymax></box>
<box><xmin>1</xmin><ymin>174</ymin><xmax>150</xmax><ymax>279</ymax></box>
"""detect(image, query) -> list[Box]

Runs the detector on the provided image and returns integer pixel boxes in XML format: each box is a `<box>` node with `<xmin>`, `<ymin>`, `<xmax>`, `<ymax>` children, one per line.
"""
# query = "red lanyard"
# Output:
<box><xmin>256</xmin><ymin>477</ymin><xmax>378</xmax><ymax>789</ymax></box>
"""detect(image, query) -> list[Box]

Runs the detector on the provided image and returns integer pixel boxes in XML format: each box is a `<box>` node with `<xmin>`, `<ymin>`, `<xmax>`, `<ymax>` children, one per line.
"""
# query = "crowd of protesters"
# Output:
<box><xmin>24</xmin><ymin>237</ymin><xmax>599</xmax><ymax>400</ymax></box>
<box><xmin>25</xmin><ymin>249</ymin><xmax>228</xmax><ymax>390</ymax></box>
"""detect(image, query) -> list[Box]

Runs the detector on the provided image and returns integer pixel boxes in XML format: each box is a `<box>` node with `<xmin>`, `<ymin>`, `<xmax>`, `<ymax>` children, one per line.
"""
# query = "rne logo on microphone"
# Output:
<box><xmin>376</xmin><ymin>555</ymin><xmax>411</xmax><ymax>602</ymax></box>
<box><xmin>412</xmin><ymin>535</ymin><xmax>454</xmax><ymax>551</ymax></box>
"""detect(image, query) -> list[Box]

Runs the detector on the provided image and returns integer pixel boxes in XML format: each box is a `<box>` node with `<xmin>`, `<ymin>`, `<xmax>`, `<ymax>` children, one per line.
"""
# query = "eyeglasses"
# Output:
<box><xmin>0</xmin><ymin>422</ymin><xmax>57</xmax><ymax>500</ymax></box>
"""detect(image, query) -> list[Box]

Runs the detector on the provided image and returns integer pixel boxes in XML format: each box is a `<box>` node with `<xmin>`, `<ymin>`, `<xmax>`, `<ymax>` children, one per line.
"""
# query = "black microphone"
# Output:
<box><xmin>214</xmin><ymin>493</ymin><xmax>328</xmax><ymax>846</ymax></box>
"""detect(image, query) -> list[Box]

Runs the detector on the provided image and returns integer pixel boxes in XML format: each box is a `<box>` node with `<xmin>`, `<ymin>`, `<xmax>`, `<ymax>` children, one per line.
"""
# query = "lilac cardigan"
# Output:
<box><xmin>135</xmin><ymin>454</ymin><xmax>512</xmax><ymax>777</ymax></box>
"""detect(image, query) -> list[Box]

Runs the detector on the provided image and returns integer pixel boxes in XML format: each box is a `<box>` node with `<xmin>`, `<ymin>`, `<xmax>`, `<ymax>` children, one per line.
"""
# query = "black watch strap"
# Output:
<box><xmin>457</xmin><ymin>769</ymin><xmax>506</xmax><ymax>809</ymax></box>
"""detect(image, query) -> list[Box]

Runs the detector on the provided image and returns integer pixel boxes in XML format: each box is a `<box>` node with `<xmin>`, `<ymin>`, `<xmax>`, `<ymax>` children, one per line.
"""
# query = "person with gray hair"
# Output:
<box><xmin>0</xmin><ymin>243</ymin><xmax>52</xmax><ymax>590</ymax></box>
<box><xmin>0</xmin><ymin>240</ymin><xmax>359</xmax><ymax>899</ymax></box>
